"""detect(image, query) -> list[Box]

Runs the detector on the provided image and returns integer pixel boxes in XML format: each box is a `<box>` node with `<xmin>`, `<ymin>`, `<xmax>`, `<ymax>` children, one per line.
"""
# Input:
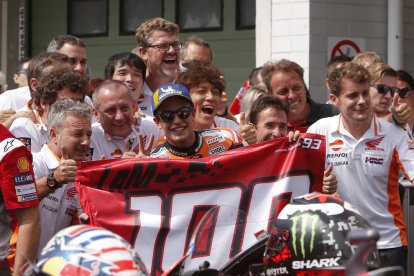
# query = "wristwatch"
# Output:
<box><xmin>47</xmin><ymin>173</ymin><xmax>62</xmax><ymax>190</ymax></box>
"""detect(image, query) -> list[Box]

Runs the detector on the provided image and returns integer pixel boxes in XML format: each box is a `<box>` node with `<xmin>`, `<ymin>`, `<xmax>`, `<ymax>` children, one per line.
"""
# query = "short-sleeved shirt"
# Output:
<box><xmin>9</xmin><ymin>111</ymin><xmax>48</xmax><ymax>153</ymax></box>
<box><xmin>0</xmin><ymin>125</ymin><xmax>38</xmax><ymax>259</ymax></box>
<box><xmin>32</xmin><ymin>144</ymin><xmax>82</xmax><ymax>256</ymax></box>
<box><xmin>90</xmin><ymin>122</ymin><xmax>143</xmax><ymax>160</ymax></box>
<box><xmin>307</xmin><ymin>115</ymin><xmax>414</xmax><ymax>249</ymax></box>
<box><xmin>151</xmin><ymin>128</ymin><xmax>246</xmax><ymax>159</ymax></box>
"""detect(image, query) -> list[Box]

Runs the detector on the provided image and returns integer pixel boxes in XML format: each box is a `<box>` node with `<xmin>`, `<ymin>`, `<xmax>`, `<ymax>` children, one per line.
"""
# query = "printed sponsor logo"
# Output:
<box><xmin>46</xmin><ymin>194</ymin><xmax>59</xmax><ymax>203</ymax></box>
<box><xmin>18</xmin><ymin>137</ymin><xmax>31</xmax><ymax>151</ymax></box>
<box><xmin>111</xmin><ymin>149</ymin><xmax>122</xmax><ymax>158</ymax></box>
<box><xmin>408</xmin><ymin>140</ymin><xmax>414</xmax><ymax>150</ymax></box>
<box><xmin>292</xmin><ymin>257</ymin><xmax>340</xmax><ymax>269</ymax></box>
<box><xmin>208</xmin><ymin>145</ymin><xmax>226</xmax><ymax>156</ymax></box>
<box><xmin>18</xmin><ymin>193</ymin><xmax>38</xmax><ymax>202</ymax></box>
<box><xmin>365</xmin><ymin>136</ymin><xmax>385</xmax><ymax>151</ymax></box>
<box><xmin>17</xmin><ymin>157</ymin><xmax>30</xmax><ymax>172</ymax></box>
<box><xmin>65</xmin><ymin>207</ymin><xmax>75</xmax><ymax>216</ymax></box>
<box><xmin>41</xmin><ymin>204</ymin><xmax>58</xmax><ymax>213</ymax></box>
<box><xmin>14</xmin><ymin>174</ymin><xmax>33</xmax><ymax>185</ymax></box>
<box><xmin>66</xmin><ymin>187</ymin><xmax>77</xmax><ymax>200</ymax></box>
<box><xmin>206</xmin><ymin>136</ymin><xmax>224</xmax><ymax>146</ymax></box>
<box><xmin>328</xmin><ymin>140</ymin><xmax>344</xmax><ymax>152</ymax></box>
<box><xmin>4</xmin><ymin>140</ymin><xmax>14</xmax><ymax>152</ymax></box>
<box><xmin>290</xmin><ymin>213</ymin><xmax>319</xmax><ymax>258</ymax></box>
<box><xmin>266</xmin><ymin>267</ymin><xmax>288</xmax><ymax>275</ymax></box>
<box><xmin>365</xmin><ymin>157</ymin><xmax>384</xmax><ymax>165</ymax></box>
<box><xmin>15</xmin><ymin>184</ymin><xmax>36</xmax><ymax>196</ymax></box>
<box><xmin>326</xmin><ymin>152</ymin><xmax>348</xmax><ymax>158</ymax></box>
<box><xmin>327</xmin><ymin>161</ymin><xmax>348</xmax><ymax>166</ymax></box>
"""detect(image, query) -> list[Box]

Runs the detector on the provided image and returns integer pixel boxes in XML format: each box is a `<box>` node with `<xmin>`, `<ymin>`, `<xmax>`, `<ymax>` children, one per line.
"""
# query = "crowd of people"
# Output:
<box><xmin>0</xmin><ymin>16</ymin><xmax>413</xmax><ymax>275</ymax></box>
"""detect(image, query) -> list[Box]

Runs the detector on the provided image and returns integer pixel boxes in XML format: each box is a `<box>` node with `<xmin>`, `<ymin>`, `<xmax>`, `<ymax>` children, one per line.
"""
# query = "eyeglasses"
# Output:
<box><xmin>372</xmin><ymin>84</ymin><xmax>411</xmax><ymax>98</ymax></box>
<box><xmin>147</xmin><ymin>42</ymin><xmax>182</xmax><ymax>52</ymax></box>
<box><xmin>17</xmin><ymin>69</ymin><xmax>28</xmax><ymax>76</ymax></box>
<box><xmin>157</xmin><ymin>107</ymin><xmax>192</xmax><ymax>123</ymax></box>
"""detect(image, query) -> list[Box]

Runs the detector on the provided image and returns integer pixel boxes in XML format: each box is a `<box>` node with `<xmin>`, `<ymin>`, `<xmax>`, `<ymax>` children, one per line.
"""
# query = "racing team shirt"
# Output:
<box><xmin>307</xmin><ymin>115</ymin><xmax>414</xmax><ymax>249</ymax></box>
<box><xmin>9</xmin><ymin>110</ymin><xmax>48</xmax><ymax>153</ymax></box>
<box><xmin>146</xmin><ymin>116</ymin><xmax>241</xmax><ymax>149</ymax></box>
<box><xmin>0</xmin><ymin>125</ymin><xmax>39</xmax><ymax>260</ymax></box>
<box><xmin>151</xmin><ymin>127</ymin><xmax>246</xmax><ymax>159</ymax></box>
<box><xmin>32</xmin><ymin>144</ymin><xmax>82</xmax><ymax>256</ymax></box>
<box><xmin>90</xmin><ymin>122</ymin><xmax>143</xmax><ymax>160</ymax></box>
<box><xmin>137</xmin><ymin>82</ymin><xmax>154</xmax><ymax>116</ymax></box>
<box><xmin>0</xmin><ymin>86</ymin><xmax>30</xmax><ymax>111</ymax></box>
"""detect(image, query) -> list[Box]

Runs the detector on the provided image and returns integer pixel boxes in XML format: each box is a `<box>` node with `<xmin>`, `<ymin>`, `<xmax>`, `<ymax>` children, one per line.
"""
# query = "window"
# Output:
<box><xmin>120</xmin><ymin>0</ymin><xmax>163</xmax><ymax>35</ymax></box>
<box><xmin>236</xmin><ymin>0</ymin><xmax>255</xmax><ymax>30</ymax></box>
<box><xmin>176</xmin><ymin>0</ymin><xmax>222</xmax><ymax>32</ymax></box>
<box><xmin>68</xmin><ymin>0</ymin><xmax>108</xmax><ymax>37</ymax></box>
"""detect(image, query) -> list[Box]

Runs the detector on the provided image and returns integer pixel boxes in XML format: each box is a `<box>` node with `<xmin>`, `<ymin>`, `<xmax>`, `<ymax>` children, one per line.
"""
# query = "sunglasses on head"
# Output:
<box><xmin>374</xmin><ymin>84</ymin><xmax>411</xmax><ymax>98</ymax></box>
<box><xmin>157</xmin><ymin>107</ymin><xmax>192</xmax><ymax>123</ymax></box>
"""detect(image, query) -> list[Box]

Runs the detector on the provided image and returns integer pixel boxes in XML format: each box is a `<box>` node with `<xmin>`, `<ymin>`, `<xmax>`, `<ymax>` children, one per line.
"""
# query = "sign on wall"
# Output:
<box><xmin>328</xmin><ymin>37</ymin><xmax>366</xmax><ymax>60</ymax></box>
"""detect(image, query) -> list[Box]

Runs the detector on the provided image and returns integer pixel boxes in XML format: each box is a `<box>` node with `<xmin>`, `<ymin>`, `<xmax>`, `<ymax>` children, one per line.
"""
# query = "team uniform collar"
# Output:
<box><xmin>333</xmin><ymin>114</ymin><xmax>380</xmax><ymax>140</ymax></box>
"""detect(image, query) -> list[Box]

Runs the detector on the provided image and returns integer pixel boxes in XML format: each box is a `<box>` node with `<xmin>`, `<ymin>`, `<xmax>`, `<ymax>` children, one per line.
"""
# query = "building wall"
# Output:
<box><xmin>263</xmin><ymin>0</ymin><xmax>413</xmax><ymax>103</ymax></box>
<box><xmin>30</xmin><ymin>0</ymin><xmax>255</xmax><ymax>98</ymax></box>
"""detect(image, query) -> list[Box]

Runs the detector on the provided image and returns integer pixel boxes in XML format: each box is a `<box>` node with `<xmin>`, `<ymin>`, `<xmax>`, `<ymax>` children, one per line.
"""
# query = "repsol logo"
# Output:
<box><xmin>292</xmin><ymin>257</ymin><xmax>340</xmax><ymax>269</ymax></box>
<box><xmin>365</xmin><ymin>157</ymin><xmax>384</xmax><ymax>164</ymax></box>
<box><xmin>326</xmin><ymin>153</ymin><xmax>348</xmax><ymax>158</ymax></box>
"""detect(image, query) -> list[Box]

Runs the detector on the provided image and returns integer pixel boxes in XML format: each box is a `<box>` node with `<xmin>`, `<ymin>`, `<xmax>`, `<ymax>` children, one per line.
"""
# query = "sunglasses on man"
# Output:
<box><xmin>373</xmin><ymin>84</ymin><xmax>411</xmax><ymax>98</ymax></box>
<box><xmin>156</xmin><ymin>107</ymin><xmax>192</xmax><ymax>123</ymax></box>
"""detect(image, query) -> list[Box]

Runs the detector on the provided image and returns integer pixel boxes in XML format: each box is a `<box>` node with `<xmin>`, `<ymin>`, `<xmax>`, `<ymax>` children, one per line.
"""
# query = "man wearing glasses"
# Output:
<box><xmin>135</xmin><ymin>18</ymin><xmax>181</xmax><ymax>116</ymax></box>
<box><xmin>307</xmin><ymin>62</ymin><xmax>414</xmax><ymax>271</ymax></box>
<box><xmin>367</xmin><ymin>62</ymin><xmax>412</xmax><ymax>124</ymax></box>
<box><xmin>13</xmin><ymin>58</ymin><xmax>30</xmax><ymax>88</ymax></box>
<box><xmin>150</xmin><ymin>83</ymin><xmax>246</xmax><ymax>159</ymax></box>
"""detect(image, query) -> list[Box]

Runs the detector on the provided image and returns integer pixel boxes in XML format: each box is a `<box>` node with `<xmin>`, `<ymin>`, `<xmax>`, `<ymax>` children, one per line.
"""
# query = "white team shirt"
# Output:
<box><xmin>9</xmin><ymin>114</ymin><xmax>48</xmax><ymax>153</ymax></box>
<box><xmin>0</xmin><ymin>86</ymin><xmax>30</xmax><ymax>111</ymax></box>
<box><xmin>213</xmin><ymin>116</ymin><xmax>239</xmax><ymax>132</ymax></box>
<box><xmin>138</xmin><ymin>82</ymin><xmax>154</xmax><ymax>116</ymax></box>
<box><xmin>307</xmin><ymin>114</ymin><xmax>414</xmax><ymax>249</ymax></box>
<box><xmin>32</xmin><ymin>144</ymin><xmax>82</xmax><ymax>256</ymax></box>
<box><xmin>91</xmin><ymin>122</ymin><xmax>143</xmax><ymax>160</ymax></box>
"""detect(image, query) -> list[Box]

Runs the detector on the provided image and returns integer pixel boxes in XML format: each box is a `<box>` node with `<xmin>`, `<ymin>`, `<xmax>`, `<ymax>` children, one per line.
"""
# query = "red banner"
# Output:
<box><xmin>75</xmin><ymin>134</ymin><xmax>326</xmax><ymax>275</ymax></box>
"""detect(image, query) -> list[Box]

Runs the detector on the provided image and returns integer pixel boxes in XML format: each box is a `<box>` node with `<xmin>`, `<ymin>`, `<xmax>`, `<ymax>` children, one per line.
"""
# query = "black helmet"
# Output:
<box><xmin>263</xmin><ymin>193</ymin><xmax>380</xmax><ymax>275</ymax></box>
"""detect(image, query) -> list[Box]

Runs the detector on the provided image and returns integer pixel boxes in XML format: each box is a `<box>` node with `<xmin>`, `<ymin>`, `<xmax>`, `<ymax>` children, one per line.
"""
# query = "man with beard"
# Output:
<box><xmin>307</xmin><ymin>62</ymin><xmax>414</xmax><ymax>271</ymax></box>
<box><xmin>135</xmin><ymin>18</ymin><xmax>181</xmax><ymax>116</ymax></box>
<box><xmin>32</xmin><ymin>99</ymin><xmax>92</xmax><ymax>256</ymax></box>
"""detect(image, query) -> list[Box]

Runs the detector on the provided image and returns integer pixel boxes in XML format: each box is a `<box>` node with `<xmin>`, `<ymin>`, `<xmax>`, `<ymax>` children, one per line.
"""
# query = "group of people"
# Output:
<box><xmin>0</xmin><ymin>16</ymin><xmax>413</xmax><ymax>275</ymax></box>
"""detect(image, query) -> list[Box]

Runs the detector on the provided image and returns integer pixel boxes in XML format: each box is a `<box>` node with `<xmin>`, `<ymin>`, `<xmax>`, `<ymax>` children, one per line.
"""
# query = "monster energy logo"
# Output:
<box><xmin>290</xmin><ymin>213</ymin><xmax>319</xmax><ymax>258</ymax></box>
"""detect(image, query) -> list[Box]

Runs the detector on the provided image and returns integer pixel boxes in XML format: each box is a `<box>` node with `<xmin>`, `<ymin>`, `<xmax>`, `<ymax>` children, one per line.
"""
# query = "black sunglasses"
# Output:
<box><xmin>157</xmin><ymin>107</ymin><xmax>192</xmax><ymax>123</ymax></box>
<box><xmin>374</xmin><ymin>84</ymin><xmax>411</xmax><ymax>98</ymax></box>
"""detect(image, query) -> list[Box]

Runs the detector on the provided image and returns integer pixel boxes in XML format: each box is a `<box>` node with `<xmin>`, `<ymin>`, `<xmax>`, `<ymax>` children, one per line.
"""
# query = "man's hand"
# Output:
<box><xmin>122</xmin><ymin>134</ymin><xmax>154</xmax><ymax>158</ymax></box>
<box><xmin>322</xmin><ymin>164</ymin><xmax>337</xmax><ymax>194</ymax></box>
<box><xmin>53</xmin><ymin>147</ymin><xmax>77</xmax><ymax>184</ymax></box>
<box><xmin>238</xmin><ymin>112</ymin><xmax>257</xmax><ymax>145</ymax></box>
<box><xmin>0</xmin><ymin>109</ymin><xmax>16</xmax><ymax>124</ymax></box>
<box><xmin>391</xmin><ymin>93</ymin><xmax>412</xmax><ymax>125</ymax></box>
<box><xmin>287</xmin><ymin>130</ymin><xmax>301</xmax><ymax>143</ymax></box>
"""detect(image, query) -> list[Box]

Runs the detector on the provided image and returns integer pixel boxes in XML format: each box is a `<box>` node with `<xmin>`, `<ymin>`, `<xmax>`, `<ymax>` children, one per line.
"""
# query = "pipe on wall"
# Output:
<box><xmin>387</xmin><ymin>0</ymin><xmax>403</xmax><ymax>70</ymax></box>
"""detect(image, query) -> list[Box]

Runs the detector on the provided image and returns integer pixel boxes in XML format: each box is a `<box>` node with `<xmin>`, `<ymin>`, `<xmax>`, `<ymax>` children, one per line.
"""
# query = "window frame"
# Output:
<box><xmin>67</xmin><ymin>0</ymin><xmax>109</xmax><ymax>38</ymax></box>
<box><xmin>175</xmin><ymin>0</ymin><xmax>223</xmax><ymax>32</ymax></box>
